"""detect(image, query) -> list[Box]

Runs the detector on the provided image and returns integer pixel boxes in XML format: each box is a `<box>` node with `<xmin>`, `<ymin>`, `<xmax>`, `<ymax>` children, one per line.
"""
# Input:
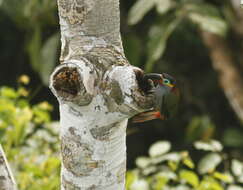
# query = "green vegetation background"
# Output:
<box><xmin>0</xmin><ymin>0</ymin><xmax>243</xmax><ymax>189</ymax></box>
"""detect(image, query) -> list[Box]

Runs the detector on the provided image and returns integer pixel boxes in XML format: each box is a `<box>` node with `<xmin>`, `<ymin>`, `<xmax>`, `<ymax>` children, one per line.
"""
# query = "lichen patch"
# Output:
<box><xmin>110</xmin><ymin>80</ymin><xmax>124</xmax><ymax>105</ymax></box>
<box><xmin>61</xmin><ymin>135</ymin><xmax>95</xmax><ymax>176</ymax></box>
<box><xmin>90</xmin><ymin>123</ymin><xmax>119</xmax><ymax>141</ymax></box>
<box><xmin>58</xmin><ymin>0</ymin><xmax>95</xmax><ymax>25</ymax></box>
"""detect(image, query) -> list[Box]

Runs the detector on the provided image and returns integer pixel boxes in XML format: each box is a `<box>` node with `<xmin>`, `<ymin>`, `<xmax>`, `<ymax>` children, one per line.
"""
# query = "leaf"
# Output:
<box><xmin>198</xmin><ymin>153</ymin><xmax>222</xmax><ymax>174</ymax></box>
<box><xmin>126</xmin><ymin>171</ymin><xmax>138</xmax><ymax>190</ymax></box>
<box><xmin>145</xmin><ymin>15</ymin><xmax>181</xmax><ymax>72</ymax></box>
<box><xmin>179</xmin><ymin>169</ymin><xmax>199</xmax><ymax>188</ymax></box>
<box><xmin>213</xmin><ymin>172</ymin><xmax>233</xmax><ymax>183</ymax></box>
<box><xmin>168</xmin><ymin>161</ymin><xmax>178</xmax><ymax>171</ymax></box>
<box><xmin>135</xmin><ymin>157</ymin><xmax>151</xmax><ymax>169</ymax></box>
<box><xmin>173</xmin><ymin>185</ymin><xmax>191</xmax><ymax>190</ymax></box>
<box><xmin>153</xmin><ymin>175</ymin><xmax>168</xmax><ymax>190</ymax></box>
<box><xmin>130</xmin><ymin>179</ymin><xmax>149</xmax><ymax>190</ymax></box>
<box><xmin>39</xmin><ymin>32</ymin><xmax>60</xmax><ymax>86</ymax></box>
<box><xmin>142</xmin><ymin>166</ymin><xmax>157</xmax><ymax>176</ymax></box>
<box><xmin>182</xmin><ymin>158</ymin><xmax>195</xmax><ymax>169</ymax></box>
<box><xmin>194</xmin><ymin>140</ymin><xmax>223</xmax><ymax>152</ymax></box>
<box><xmin>155</xmin><ymin>0</ymin><xmax>174</xmax><ymax>15</ymax></box>
<box><xmin>128</xmin><ymin>0</ymin><xmax>156</xmax><ymax>25</ymax></box>
<box><xmin>189</xmin><ymin>14</ymin><xmax>227</xmax><ymax>36</ymax></box>
<box><xmin>149</xmin><ymin>141</ymin><xmax>171</xmax><ymax>157</ymax></box>
<box><xmin>185</xmin><ymin>2</ymin><xmax>227</xmax><ymax>36</ymax></box>
<box><xmin>151</xmin><ymin>152</ymin><xmax>181</xmax><ymax>164</ymax></box>
<box><xmin>27</xmin><ymin>27</ymin><xmax>42</xmax><ymax>72</ymax></box>
<box><xmin>199</xmin><ymin>176</ymin><xmax>224</xmax><ymax>190</ymax></box>
<box><xmin>223</xmin><ymin>129</ymin><xmax>243</xmax><ymax>147</ymax></box>
<box><xmin>0</xmin><ymin>87</ymin><xmax>19</xmax><ymax>99</ymax></box>
<box><xmin>186</xmin><ymin>116</ymin><xmax>215</xmax><ymax>143</ymax></box>
<box><xmin>156</xmin><ymin>170</ymin><xmax>177</xmax><ymax>180</ymax></box>
<box><xmin>227</xmin><ymin>185</ymin><xmax>243</xmax><ymax>190</ymax></box>
<box><xmin>231</xmin><ymin>159</ymin><xmax>243</xmax><ymax>176</ymax></box>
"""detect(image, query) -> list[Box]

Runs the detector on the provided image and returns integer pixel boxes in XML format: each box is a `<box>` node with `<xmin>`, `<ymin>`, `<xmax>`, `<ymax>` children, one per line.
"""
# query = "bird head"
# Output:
<box><xmin>132</xmin><ymin>73</ymin><xmax>180</xmax><ymax>123</ymax></box>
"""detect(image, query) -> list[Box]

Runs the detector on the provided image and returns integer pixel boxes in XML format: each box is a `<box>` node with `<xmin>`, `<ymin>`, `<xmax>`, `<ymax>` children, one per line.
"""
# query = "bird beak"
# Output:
<box><xmin>166</xmin><ymin>84</ymin><xmax>174</xmax><ymax>88</ymax></box>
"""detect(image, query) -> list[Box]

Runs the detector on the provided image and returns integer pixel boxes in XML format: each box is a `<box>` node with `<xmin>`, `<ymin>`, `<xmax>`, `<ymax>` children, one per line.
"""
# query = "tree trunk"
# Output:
<box><xmin>201</xmin><ymin>31</ymin><xmax>243</xmax><ymax>122</ymax></box>
<box><xmin>0</xmin><ymin>145</ymin><xmax>17</xmax><ymax>190</ymax></box>
<box><xmin>49</xmin><ymin>0</ymin><xmax>153</xmax><ymax>189</ymax></box>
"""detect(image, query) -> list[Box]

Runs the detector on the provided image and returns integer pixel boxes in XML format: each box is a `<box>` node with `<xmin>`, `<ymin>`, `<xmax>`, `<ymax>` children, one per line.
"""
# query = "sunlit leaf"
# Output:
<box><xmin>149</xmin><ymin>141</ymin><xmax>171</xmax><ymax>157</ymax></box>
<box><xmin>136</xmin><ymin>156</ymin><xmax>151</xmax><ymax>169</ymax></box>
<box><xmin>0</xmin><ymin>87</ymin><xmax>19</xmax><ymax>99</ymax></box>
<box><xmin>153</xmin><ymin>175</ymin><xmax>168</xmax><ymax>190</ymax></box>
<box><xmin>155</xmin><ymin>0</ymin><xmax>174</xmax><ymax>15</ymax></box>
<box><xmin>198</xmin><ymin>176</ymin><xmax>223</xmax><ymax>190</ymax></box>
<box><xmin>185</xmin><ymin>2</ymin><xmax>227</xmax><ymax>36</ymax></box>
<box><xmin>227</xmin><ymin>185</ymin><xmax>243</xmax><ymax>190</ymax></box>
<box><xmin>156</xmin><ymin>170</ymin><xmax>177</xmax><ymax>180</ymax></box>
<box><xmin>168</xmin><ymin>161</ymin><xmax>178</xmax><ymax>171</ymax></box>
<box><xmin>152</xmin><ymin>152</ymin><xmax>181</xmax><ymax>164</ymax></box>
<box><xmin>194</xmin><ymin>140</ymin><xmax>223</xmax><ymax>152</ymax></box>
<box><xmin>128</xmin><ymin>0</ymin><xmax>156</xmax><ymax>25</ymax></box>
<box><xmin>231</xmin><ymin>159</ymin><xmax>243</xmax><ymax>177</ymax></box>
<box><xmin>142</xmin><ymin>166</ymin><xmax>157</xmax><ymax>176</ymax></box>
<box><xmin>198</xmin><ymin>153</ymin><xmax>222</xmax><ymax>174</ymax></box>
<box><xmin>130</xmin><ymin>179</ymin><xmax>149</xmax><ymax>190</ymax></box>
<box><xmin>213</xmin><ymin>172</ymin><xmax>233</xmax><ymax>183</ymax></box>
<box><xmin>173</xmin><ymin>185</ymin><xmax>191</xmax><ymax>190</ymax></box>
<box><xmin>145</xmin><ymin>15</ymin><xmax>181</xmax><ymax>72</ymax></box>
<box><xmin>126</xmin><ymin>171</ymin><xmax>138</xmax><ymax>190</ymax></box>
<box><xmin>179</xmin><ymin>169</ymin><xmax>199</xmax><ymax>188</ymax></box>
<box><xmin>183</xmin><ymin>157</ymin><xmax>195</xmax><ymax>169</ymax></box>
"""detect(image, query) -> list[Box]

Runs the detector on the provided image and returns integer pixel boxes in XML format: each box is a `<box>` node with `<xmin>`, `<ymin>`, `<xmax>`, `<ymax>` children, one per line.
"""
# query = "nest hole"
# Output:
<box><xmin>53</xmin><ymin>67</ymin><xmax>81</xmax><ymax>95</ymax></box>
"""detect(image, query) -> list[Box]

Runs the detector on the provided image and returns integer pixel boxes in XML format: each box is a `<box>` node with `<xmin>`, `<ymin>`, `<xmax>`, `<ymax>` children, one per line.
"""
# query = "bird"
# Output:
<box><xmin>132</xmin><ymin>73</ymin><xmax>180</xmax><ymax>123</ymax></box>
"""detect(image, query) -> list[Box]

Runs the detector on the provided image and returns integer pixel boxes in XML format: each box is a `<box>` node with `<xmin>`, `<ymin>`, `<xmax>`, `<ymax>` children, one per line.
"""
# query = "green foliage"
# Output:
<box><xmin>0</xmin><ymin>79</ymin><xmax>60</xmax><ymax>190</ymax></box>
<box><xmin>126</xmin><ymin>140</ymin><xmax>243</xmax><ymax>190</ymax></box>
<box><xmin>1</xmin><ymin>81</ymin><xmax>243</xmax><ymax>190</ymax></box>
<box><xmin>128</xmin><ymin>0</ymin><xmax>228</xmax><ymax>71</ymax></box>
<box><xmin>0</xmin><ymin>0</ymin><xmax>59</xmax><ymax>86</ymax></box>
<box><xmin>186</xmin><ymin>115</ymin><xmax>215</xmax><ymax>143</ymax></box>
<box><xmin>146</xmin><ymin>15</ymin><xmax>181</xmax><ymax>72</ymax></box>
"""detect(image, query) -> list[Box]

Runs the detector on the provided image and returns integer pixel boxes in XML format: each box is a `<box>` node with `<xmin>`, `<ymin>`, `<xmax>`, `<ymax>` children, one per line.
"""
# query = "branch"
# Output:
<box><xmin>201</xmin><ymin>31</ymin><xmax>243</xmax><ymax>122</ymax></box>
<box><xmin>0</xmin><ymin>145</ymin><xmax>17</xmax><ymax>190</ymax></box>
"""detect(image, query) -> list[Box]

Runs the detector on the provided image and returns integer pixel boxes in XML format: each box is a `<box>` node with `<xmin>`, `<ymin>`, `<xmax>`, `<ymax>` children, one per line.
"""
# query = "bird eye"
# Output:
<box><xmin>163</xmin><ymin>79</ymin><xmax>170</xmax><ymax>84</ymax></box>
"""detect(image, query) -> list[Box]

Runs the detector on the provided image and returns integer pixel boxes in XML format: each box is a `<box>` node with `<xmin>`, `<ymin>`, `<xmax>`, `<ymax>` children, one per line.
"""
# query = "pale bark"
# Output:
<box><xmin>0</xmin><ymin>145</ymin><xmax>17</xmax><ymax>190</ymax></box>
<box><xmin>201</xmin><ymin>31</ymin><xmax>243</xmax><ymax>122</ymax></box>
<box><xmin>230</xmin><ymin>0</ymin><xmax>243</xmax><ymax>35</ymax></box>
<box><xmin>50</xmin><ymin>0</ymin><xmax>153</xmax><ymax>189</ymax></box>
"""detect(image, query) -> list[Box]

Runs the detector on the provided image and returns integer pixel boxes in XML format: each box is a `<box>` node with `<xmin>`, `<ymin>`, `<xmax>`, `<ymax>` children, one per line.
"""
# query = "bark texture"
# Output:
<box><xmin>201</xmin><ymin>31</ymin><xmax>243</xmax><ymax>122</ymax></box>
<box><xmin>50</xmin><ymin>0</ymin><xmax>153</xmax><ymax>189</ymax></box>
<box><xmin>0</xmin><ymin>145</ymin><xmax>17</xmax><ymax>190</ymax></box>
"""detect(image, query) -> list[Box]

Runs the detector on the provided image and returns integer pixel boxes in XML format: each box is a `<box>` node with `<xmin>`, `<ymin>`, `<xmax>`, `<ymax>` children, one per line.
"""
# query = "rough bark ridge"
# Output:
<box><xmin>0</xmin><ymin>145</ymin><xmax>17</xmax><ymax>190</ymax></box>
<box><xmin>50</xmin><ymin>0</ymin><xmax>153</xmax><ymax>189</ymax></box>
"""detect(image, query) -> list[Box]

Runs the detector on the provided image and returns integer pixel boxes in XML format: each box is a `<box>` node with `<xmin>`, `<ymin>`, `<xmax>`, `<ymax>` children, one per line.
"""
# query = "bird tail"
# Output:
<box><xmin>132</xmin><ymin>111</ymin><xmax>164</xmax><ymax>123</ymax></box>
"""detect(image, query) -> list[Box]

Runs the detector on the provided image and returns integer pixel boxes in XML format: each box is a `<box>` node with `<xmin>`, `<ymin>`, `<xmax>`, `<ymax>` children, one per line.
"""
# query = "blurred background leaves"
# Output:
<box><xmin>0</xmin><ymin>0</ymin><xmax>243</xmax><ymax>189</ymax></box>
